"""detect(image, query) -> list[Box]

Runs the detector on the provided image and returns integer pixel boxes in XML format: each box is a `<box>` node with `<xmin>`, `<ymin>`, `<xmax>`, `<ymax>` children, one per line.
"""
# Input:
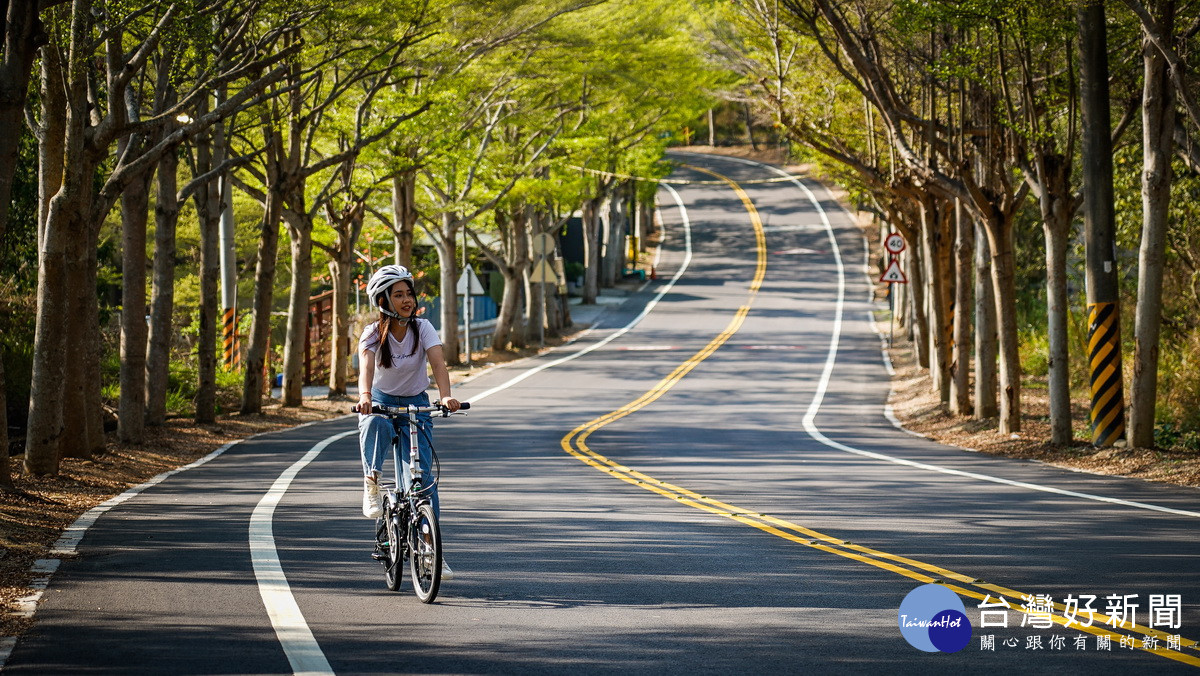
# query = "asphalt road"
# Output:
<box><xmin>6</xmin><ymin>152</ymin><xmax>1200</xmax><ymax>674</ymax></box>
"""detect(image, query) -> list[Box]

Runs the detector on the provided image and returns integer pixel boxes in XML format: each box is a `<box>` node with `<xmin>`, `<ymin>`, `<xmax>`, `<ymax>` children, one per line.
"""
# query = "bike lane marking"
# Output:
<box><xmin>559</xmin><ymin>158</ymin><xmax>1200</xmax><ymax>668</ymax></box>
<box><xmin>249</xmin><ymin>428</ymin><xmax>355</xmax><ymax>676</ymax></box>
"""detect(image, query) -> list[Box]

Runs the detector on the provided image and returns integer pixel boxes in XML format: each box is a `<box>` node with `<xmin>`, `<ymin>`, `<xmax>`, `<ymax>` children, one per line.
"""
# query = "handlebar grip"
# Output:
<box><xmin>459</xmin><ymin>402</ymin><xmax>470</xmax><ymax>411</ymax></box>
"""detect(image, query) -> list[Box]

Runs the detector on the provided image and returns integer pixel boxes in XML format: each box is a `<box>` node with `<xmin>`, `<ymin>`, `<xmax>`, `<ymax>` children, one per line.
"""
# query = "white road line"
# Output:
<box><xmin>677</xmin><ymin>151</ymin><xmax>1200</xmax><ymax>520</ymax></box>
<box><xmin>0</xmin><ymin>417</ymin><xmax>342</xmax><ymax>672</ymax></box>
<box><xmin>250</xmin><ymin>429</ymin><xmax>355</xmax><ymax>676</ymax></box>
<box><xmin>468</xmin><ymin>183</ymin><xmax>694</xmax><ymax>404</ymax></box>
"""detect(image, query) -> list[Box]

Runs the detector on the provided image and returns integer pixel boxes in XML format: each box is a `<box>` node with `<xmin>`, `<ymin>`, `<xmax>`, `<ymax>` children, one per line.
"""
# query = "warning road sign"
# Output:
<box><xmin>884</xmin><ymin>232</ymin><xmax>906</xmax><ymax>254</ymax></box>
<box><xmin>530</xmin><ymin>258</ymin><xmax>558</xmax><ymax>283</ymax></box>
<box><xmin>880</xmin><ymin>258</ymin><xmax>907</xmax><ymax>284</ymax></box>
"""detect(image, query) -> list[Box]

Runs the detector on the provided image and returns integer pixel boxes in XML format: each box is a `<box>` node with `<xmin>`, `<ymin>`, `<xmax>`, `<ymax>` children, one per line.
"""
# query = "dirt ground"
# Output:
<box><xmin>884</xmin><ymin>335</ymin><xmax>1200</xmax><ymax>488</ymax></box>
<box><xmin>4</xmin><ymin>146</ymin><xmax>1197</xmax><ymax>643</ymax></box>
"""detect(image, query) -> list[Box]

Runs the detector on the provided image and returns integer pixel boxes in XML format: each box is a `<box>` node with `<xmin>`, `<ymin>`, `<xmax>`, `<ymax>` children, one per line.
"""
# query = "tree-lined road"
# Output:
<box><xmin>6</xmin><ymin>153</ymin><xmax>1199</xmax><ymax>673</ymax></box>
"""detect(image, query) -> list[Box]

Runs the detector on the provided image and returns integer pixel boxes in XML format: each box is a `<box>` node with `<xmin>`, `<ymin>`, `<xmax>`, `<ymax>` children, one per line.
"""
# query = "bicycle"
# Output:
<box><xmin>352</xmin><ymin>401</ymin><xmax>470</xmax><ymax>603</ymax></box>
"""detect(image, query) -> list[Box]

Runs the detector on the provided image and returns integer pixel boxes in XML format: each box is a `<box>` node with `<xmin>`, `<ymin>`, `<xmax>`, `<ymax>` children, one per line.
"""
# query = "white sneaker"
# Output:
<box><xmin>362</xmin><ymin>476</ymin><xmax>383</xmax><ymax>519</ymax></box>
<box><xmin>441</xmin><ymin>561</ymin><xmax>454</xmax><ymax>580</ymax></box>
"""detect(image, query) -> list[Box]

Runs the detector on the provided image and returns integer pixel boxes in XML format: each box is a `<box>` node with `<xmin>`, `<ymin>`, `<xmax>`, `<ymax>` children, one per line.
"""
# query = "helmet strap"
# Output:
<box><xmin>377</xmin><ymin>295</ymin><xmax>414</xmax><ymax>322</ymax></box>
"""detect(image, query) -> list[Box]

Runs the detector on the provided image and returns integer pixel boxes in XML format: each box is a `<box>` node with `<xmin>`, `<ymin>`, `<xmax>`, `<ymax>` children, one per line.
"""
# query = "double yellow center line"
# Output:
<box><xmin>558</xmin><ymin>165</ymin><xmax>1199</xmax><ymax>667</ymax></box>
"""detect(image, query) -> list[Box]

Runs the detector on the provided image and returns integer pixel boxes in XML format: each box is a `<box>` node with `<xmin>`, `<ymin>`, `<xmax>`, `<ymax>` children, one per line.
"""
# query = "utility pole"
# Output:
<box><xmin>215</xmin><ymin>87</ymin><xmax>239</xmax><ymax>371</ymax></box>
<box><xmin>1078</xmin><ymin>1</ymin><xmax>1126</xmax><ymax>447</ymax></box>
<box><xmin>462</xmin><ymin>227</ymin><xmax>471</xmax><ymax>368</ymax></box>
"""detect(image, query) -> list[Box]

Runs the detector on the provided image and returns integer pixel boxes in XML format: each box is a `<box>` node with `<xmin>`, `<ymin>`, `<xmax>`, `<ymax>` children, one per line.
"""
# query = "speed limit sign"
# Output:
<box><xmin>884</xmin><ymin>232</ymin><xmax>906</xmax><ymax>254</ymax></box>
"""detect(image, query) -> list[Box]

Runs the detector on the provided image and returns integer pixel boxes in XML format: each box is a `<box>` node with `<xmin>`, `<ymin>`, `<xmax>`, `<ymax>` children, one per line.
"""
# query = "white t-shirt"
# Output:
<box><xmin>358</xmin><ymin>319</ymin><xmax>442</xmax><ymax>397</ymax></box>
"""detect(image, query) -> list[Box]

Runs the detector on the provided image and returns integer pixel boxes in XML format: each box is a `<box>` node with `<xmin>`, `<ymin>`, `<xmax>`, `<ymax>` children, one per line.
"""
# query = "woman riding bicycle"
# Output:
<box><xmin>355</xmin><ymin>265</ymin><xmax>460</xmax><ymax>577</ymax></box>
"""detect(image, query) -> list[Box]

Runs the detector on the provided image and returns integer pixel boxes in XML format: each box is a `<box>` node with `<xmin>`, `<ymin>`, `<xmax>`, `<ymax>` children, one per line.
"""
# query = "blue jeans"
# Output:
<box><xmin>358</xmin><ymin>390</ymin><xmax>439</xmax><ymax>517</ymax></box>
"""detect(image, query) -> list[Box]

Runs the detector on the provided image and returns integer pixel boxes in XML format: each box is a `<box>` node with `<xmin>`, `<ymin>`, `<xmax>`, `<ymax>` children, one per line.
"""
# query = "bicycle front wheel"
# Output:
<box><xmin>408</xmin><ymin>502</ymin><xmax>441</xmax><ymax>603</ymax></box>
<box><xmin>384</xmin><ymin>507</ymin><xmax>403</xmax><ymax>591</ymax></box>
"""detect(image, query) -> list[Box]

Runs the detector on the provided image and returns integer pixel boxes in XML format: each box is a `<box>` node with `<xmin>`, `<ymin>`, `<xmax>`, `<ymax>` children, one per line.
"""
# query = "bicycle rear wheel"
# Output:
<box><xmin>383</xmin><ymin>506</ymin><xmax>403</xmax><ymax>591</ymax></box>
<box><xmin>408</xmin><ymin>502</ymin><xmax>441</xmax><ymax>603</ymax></box>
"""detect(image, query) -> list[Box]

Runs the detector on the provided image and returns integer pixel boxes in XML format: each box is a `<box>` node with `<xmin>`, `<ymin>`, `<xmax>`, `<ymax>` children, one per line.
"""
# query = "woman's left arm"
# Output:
<box><xmin>426</xmin><ymin>345</ymin><xmax>460</xmax><ymax>412</ymax></box>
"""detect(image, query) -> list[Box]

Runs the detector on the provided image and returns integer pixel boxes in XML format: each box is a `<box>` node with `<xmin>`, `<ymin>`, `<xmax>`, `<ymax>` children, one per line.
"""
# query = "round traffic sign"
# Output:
<box><xmin>884</xmin><ymin>232</ymin><xmax>906</xmax><ymax>254</ymax></box>
<box><xmin>533</xmin><ymin>233</ymin><xmax>555</xmax><ymax>256</ymax></box>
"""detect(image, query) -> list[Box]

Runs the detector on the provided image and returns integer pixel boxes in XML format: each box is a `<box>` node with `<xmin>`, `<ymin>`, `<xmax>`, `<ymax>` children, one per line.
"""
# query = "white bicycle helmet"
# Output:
<box><xmin>366</xmin><ymin>265</ymin><xmax>415</xmax><ymax>320</ymax></box>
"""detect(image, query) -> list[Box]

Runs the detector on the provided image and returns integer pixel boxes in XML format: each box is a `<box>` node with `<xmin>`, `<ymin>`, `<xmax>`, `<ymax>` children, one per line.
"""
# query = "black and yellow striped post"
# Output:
<box><xmin>222</xmin><ymin>307</ymin><xmax>237</xmax><ymax>371</ymax></box>
<box><xmin>233</xmin><ymin>311</ymin><xmax>242</xmax><ymax>371</ymax></box>
<box><xmin>1087</xmin><ymin>302</ymin><xmax>1125</xmax><ymax>446</ymax></box>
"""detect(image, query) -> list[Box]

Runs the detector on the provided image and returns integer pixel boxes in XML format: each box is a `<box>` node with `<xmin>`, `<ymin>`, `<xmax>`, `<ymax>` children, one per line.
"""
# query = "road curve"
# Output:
<box><xmin>5</xmin><ymin>152</ymin><xmax>1199</xmax><ymax>674</ymax></box>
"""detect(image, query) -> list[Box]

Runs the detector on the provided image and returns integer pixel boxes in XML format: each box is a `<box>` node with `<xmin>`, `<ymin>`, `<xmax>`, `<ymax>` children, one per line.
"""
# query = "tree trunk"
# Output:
<box><xmin>194</xmin><ymin>168</ymin><xmax>220</xmax><ymax>424</ymax></box>
<box><xmin>493</xmin><ymin>266</ymin><xmax>522</xmax><ymax>351</ymax></box>
<box><xmin>949</xmin><ymin>199</ymin><xmax>973</xmax><ymax>416</ymax></box>
<box><xmin>743</xmin><ymin>101</ymin><xmax>758</xmax><ymax>150</ymax></box>
<box><xmin>327</xmin><ymin>218</ymin><xmax>359</xmax><ymax>396</ymax></box>
<box><xmin>145</xmin><ymin>148</ymin><xmax>178</xmax><ymax>426</ymax></box>
<box><xmin>327</xmin><ymin>251</ymin><xmax>351</xmax><ymax>396</ymax></box>
<box><xmin>79</xmin><ymin>210</ymin><xmax>104</xmax><ymax>458</ymax></box>
<box><xmin>23</xmin><ymin>43</ymin><xmax>67</xmax><ymax>475</ymax></box>
<box><xmin>391</xmin><ymin>171</ymin><xmax>416</xmax><ymax>268</ymax></box>
<box><xmin>59</xmin><ymin>208</ymin><xmax>90</xmax><ymax>460</ymax></box>
<box><xmin>1131</xmin><ymin>5</ymin><xmax>1176</xmax><ymax>448</ymax></box>
<box><xmin>906</xmin><ymin>230</ymin><xmax>930</xmax><ymax>368</ymax></box>
<box><xmin>437</xmin><ymin>212</ymin><xmax>461</xmax><ymax>365</ymax></box>
<box><xmin>27</xmin><ymin>190</ymin><xmax>75</xmax><ymax>473</ymax></box>
<box><xmin>602</xmin><ymin>192</ymin><xmax>626</xmax><ymax>288</ymax></box>
<box><xmin>0</xmin><ymin>0</ymin><xmax>43</xmax><ymax>243</ymax></box>
<box><xmin>37</xmin><ymin>44</ymin><xmax>65</xmax><ymax>253</ymax></box>
<box><xmin>118</xmin><ymin>165</ymin><xmax>152</xmax><ymax>443</ymax></box>
<box><xmin>1038</xmin><ymin>155</ymin><xmax>1075</xmax><ymax>445</ymax></box>
<box><xmin>240</xmin><ymin>191</ymin><xmax>282</xmax><ymax>414</ymax></box>
<box><xmin>492</xmin><ymin>208</ymin><xmax>529</xmax><ymax>351</ymax></box>
<box><xmin>281</xmin><ymin>210</ymin><xmax>312</xmax><ymax>406</ymax></box>
<box><xmin>582</xmin><ymin>197</ymin><xmax>601</xmax><ymax>305</ymax></box>
<box><xmin>984</xmin><ymin>218</ymin><xmax>1021</xmax><ymax>434</ymax></box>
<box><xmin>707</xmin><ymin>108</ymin><xmax>715</xmax><ymax>146</ymax></box>
<box><xmin>936</xmin><ymin>204</ymin><xmax>954</xmax><ymax>404</ymax></box>
<box><xmin>26</xmin><ymin>6</ymin><xmax>91</xmax><ymax>473</ymax></box>
<box><xmin>921</xmin><ymin>196</ymin><xmax>951</xmax><ymax>402</ymax></box>
<box><xmin>974</xmin><ymin>218</ymin><xmax>998</xmax><ymax>419</ymax></box>
<box><xmin>58</xmin><ymin>206</ymin><xmax>104</xmax><ymax>462</ymax></box>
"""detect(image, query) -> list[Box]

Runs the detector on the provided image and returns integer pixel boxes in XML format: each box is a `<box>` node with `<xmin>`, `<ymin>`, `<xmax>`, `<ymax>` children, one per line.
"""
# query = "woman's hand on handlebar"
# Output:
<box><xmin>355</xmin><ymin>393</ymin><xmax>373</xmax><ymax>415</ymax></box>
<box><xmin>437</xmin><ymin>396</ymin><xmax>460</xmax><ymax>413</ymax></box>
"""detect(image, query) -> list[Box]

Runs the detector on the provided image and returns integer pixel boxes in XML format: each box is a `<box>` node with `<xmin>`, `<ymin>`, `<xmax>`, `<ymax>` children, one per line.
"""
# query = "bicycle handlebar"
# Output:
<box><xmin>349</xmin><ymin>402</ymin><xmax>470</xmax><ymax>416</ymax></box>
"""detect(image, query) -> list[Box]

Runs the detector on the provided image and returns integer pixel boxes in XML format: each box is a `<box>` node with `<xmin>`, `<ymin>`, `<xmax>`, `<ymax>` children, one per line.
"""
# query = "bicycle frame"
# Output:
<box><xmin>387</xmin><ymin>403</ymin><xmax>432</xmax><ymax>503</ymax></box>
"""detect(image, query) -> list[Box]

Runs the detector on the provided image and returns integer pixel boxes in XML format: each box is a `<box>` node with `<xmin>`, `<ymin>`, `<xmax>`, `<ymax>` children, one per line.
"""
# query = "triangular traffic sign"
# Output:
<box><xmin>530</xmin><ymin>258</ymin><xmax>558</xmax><ymax>283</ymax></box>
<box><xmin>879</xmin><ymin>258</ymin><xmax>907</xmax><ymax>284</ymax></box>
<box><xmin>456</xmin><ymin>266</ymin><xmax>487</xmax><ymax>294</ymax></box>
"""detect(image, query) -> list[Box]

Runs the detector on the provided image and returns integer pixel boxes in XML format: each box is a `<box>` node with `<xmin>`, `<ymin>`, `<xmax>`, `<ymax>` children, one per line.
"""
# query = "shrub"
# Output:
<box><xmin>1019</xmin><ymin>327</ymin><xmax>1050</xmax><ymax>378</ymax></box>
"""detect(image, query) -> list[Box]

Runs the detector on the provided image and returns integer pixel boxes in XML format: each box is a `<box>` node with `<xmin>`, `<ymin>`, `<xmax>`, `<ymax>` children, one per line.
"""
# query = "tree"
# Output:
<box><xmin>1129</xmin><ymin>0</ymin><xmax>1177</xmax><ymax>447</ymax></box>
<box><xmin>24</xmin><ymin>0</ymin><xmax>303</xmax><ymax>474</ymax></box>
<box><xmin>0</xmin><ymin>0</ymin><xmax>71</xmax><ymax>488</ymax></box>
<box><xmin>232</xmin><ymin>6</ymin><xmax>430</xmax><ymax>408</ymax></box>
